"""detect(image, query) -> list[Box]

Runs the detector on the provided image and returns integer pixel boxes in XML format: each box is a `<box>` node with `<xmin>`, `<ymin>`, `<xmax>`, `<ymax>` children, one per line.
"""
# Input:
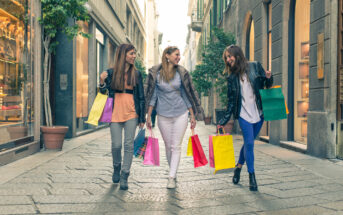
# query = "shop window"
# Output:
<box><xmin>249</xmin><ymin>20</ymin><xmax>255</xmax><ymax>61</ymax></box>
<box><xmin>294</xmin><ymin>0</ymin><xmax>310</xmax><ymax>143</ymax></box>
<box><xmin>76</xmin><ymin>22</ymin><xmax>89</xmax><ymax>132</ymax></box>
<box><xmin>0</xmin><ymin>0</ymin><xmax>34</xmax><ymax>149</ymax></box>
<box><xmin>96</xmin><ymin>28</ymin><xmax>104</xmax><ymax>88</ymax></box>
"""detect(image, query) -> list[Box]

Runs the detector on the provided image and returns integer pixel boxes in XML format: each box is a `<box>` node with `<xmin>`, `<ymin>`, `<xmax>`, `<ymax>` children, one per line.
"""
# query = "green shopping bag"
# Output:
<box><xmin>85</xmin><ymin>92</ymin><xmax>108</xmax><ymax>126</ymax></box>
<box><xmin>259</xmin><ymin>87</ymin><xmax>287</xmax><ymax>121</ymax></box>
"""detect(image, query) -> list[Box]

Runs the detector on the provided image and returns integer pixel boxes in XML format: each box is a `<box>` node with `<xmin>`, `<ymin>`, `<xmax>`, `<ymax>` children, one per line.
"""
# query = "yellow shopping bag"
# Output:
<box><xmin>187</xmin><ymin>129</ymin><xmax>195</xmax><ymax>156</ymax></box>
<box><xmin>187</xmin><ymin>137</ymin><xmax>193</xmax><ymax>156</ymax></box>
<box><xmin>85</xmin><ymin>92</ymin><xmax>108</xmax><ymax>126</ymax></box>
<box><xmin>211</xmin><ymin>133</ymin><xmax>235</xmax><ymax>174</ymax></box>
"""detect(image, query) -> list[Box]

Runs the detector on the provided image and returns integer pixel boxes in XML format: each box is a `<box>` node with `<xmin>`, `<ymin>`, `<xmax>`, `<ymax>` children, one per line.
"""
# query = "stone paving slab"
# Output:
<box><xmin>0</xmin><ymin>122</ymin><xmax>343</xmax><ymax>214</ymax></box>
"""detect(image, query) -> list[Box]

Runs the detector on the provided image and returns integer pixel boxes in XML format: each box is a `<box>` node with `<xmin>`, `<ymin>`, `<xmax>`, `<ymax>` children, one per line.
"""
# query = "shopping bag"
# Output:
<box><xmin>143</xmin><ymin>129</ymin><xmax>160</xmax><ymax>166</ymax></box>
<box><xmin>99</xmin><ymin>97</ymin><xmax>113</xmax><ymax>122</ymax></box>
<box><xmin>187</xmin><ymin>137</ymin><xmax>193</xmax><ymax>156</ymax></box>
<box><xmin>210</xmin><ymin>128</ymin><xmax>235</xmax><ymax>174</ymax></box>
<box><xmin>134</xmin><ymin>128</ymin><xmax>146</xmax><ymax>156</ymax></box>
<box><xmin>270</xmin><ymin>85</ymin><xmax>289</xmax><ymax>114</ymax></box>
<box><xmin>190</xmin><ymin>129</ymin><xmax>208</xmax><ymax>168</ymax></box>
<box><xmin>209</xmin><ymin>135</ymin><xmax>215</xmax><ymax>168</ymax></box>
<box><xmin>136</xmin><ymin>137</ymin><xmax>148</xmax><ymax>159</ymax></box>
<box><xmin>259</xmin><ymin>87</ymin><xmax>288</xmax><ymax>121</ymax></box>
<box><xmin>85</xmin><ymin>92</ymin><xmax>108</xmax><ymax>126</ymax></box>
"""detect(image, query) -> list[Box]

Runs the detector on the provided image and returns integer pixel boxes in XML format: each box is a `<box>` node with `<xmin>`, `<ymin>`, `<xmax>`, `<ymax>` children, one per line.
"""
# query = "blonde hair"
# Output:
<box><xmin>111</xmin><ymin>44</ymin><xmax>137</xmax><ymax>90</ymax></box>
<box><xmin>160</xmin><ymin>46</ymin><xmax>179</xmax><ymax>83</ymax></box>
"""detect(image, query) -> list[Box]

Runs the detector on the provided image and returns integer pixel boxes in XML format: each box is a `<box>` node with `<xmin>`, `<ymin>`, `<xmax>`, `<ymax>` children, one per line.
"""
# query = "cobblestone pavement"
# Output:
<box><xmin>1</xmin><ymin>122</ymin><xmax>343</xmax><ymax>215</ymax></box>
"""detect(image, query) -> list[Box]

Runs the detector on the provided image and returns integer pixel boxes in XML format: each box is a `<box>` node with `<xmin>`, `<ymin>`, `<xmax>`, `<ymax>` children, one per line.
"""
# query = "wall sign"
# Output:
<box><xmin>60</xmin><ymin>74</ymin><xmax>68</xmax><ymax>90</ymax></box>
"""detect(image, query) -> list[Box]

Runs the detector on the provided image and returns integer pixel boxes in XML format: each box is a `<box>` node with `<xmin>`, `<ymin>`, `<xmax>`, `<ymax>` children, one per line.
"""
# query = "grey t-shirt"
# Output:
<box><xmin>149</xmin><ymin>71</ymin><xmax>192</xmax><ymax>118</ymax></box>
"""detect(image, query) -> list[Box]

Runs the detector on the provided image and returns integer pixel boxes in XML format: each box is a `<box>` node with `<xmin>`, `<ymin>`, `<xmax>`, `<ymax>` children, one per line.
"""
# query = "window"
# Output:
<box><xmin>96</xmin><ymin>28</ymin><xmax>104</xmax><ymax>89</ymax></box>
<box><xmin>76</xmin><ymin>22</ymin><xmax>89</xmax><ymax>131</ymax></box>
<box><xmin>0</xmin><ymin>0</ymin><xmax>35</xmax><ymax>147</ymax></box>
<box><xmin>267</xmin><ymin>3</ymin><xmax>272</xmax><ymax>70</ymax></box>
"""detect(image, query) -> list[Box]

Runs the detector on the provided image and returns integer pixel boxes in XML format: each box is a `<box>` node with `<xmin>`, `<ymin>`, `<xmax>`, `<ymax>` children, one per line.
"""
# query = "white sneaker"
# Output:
<box><xmin>167</xmin><ymin>177</ymin><xmax>176</xmax><ymax>189</ymax></box>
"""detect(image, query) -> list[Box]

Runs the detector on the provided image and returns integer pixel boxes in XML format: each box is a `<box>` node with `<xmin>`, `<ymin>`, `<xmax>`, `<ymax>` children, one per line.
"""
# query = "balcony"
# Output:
<box><xmin>191</xmin><ymin>9</ymin><xmax>203</xmax><ymax>32</ymax></box>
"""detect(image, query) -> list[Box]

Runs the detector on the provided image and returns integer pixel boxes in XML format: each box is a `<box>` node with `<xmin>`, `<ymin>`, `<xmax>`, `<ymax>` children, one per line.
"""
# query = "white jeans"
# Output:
<box><xmin>158</xmin><ymin>111</ymin><xmax>189</xmax><ymax>178</ymax></box>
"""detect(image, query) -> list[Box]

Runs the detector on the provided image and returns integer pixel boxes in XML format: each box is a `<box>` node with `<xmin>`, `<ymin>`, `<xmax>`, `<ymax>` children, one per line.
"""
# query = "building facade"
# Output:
<box><xmin>146</xmin><ymin>0</ymin><xmax>161</xmax><ymax>70</ymax></box>
<box><xmin>187</xmin><ymin>0</ymin><xmax>343</xmax><ymax>159</ymax></box>
<box><xmin>53</xmin><ymin>0</ymin><xmax>147</xmax><ymax>138</ymax></box>
<box><xmin>185</xmin><ymin>0</ymin><xmax>217</xmax><ymax>121</ymax></box>
<box><xmin>0</xmin><ymin>0</ymin><xmax>42</xmax><ymax>165</ymax></box>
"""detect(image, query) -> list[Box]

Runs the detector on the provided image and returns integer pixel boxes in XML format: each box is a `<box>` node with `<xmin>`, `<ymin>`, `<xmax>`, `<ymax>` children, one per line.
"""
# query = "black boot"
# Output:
<box><xmin>249</xmin><ymin>172</ymin><xmax>258</xmax><ymax>191</ymax></box>
<box><xmin>112</xmin><ymin>163</ymin><xmax>121</xmax><ymax>183</ymax></box>
<box><xmin>232</xmin><ymin>166</ymin><xmax>242</xmax><ymax>184</ymax></box>
<box><xmin>120</xmin><ymin>171</ymin><xmax>130</xmax><ymax>190</ymax></box>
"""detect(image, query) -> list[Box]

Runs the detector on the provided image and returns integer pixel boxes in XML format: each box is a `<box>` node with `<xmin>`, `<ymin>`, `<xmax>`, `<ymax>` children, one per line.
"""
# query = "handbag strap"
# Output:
<box><xmin>217</xmin><ymin>127</ymin><xmax>226</xmax><ymax>135</ymax></box>
<box><xmin>191</xmin><ymin>128</ymin><xmax>195</xmax><ymax>136</ymax></box>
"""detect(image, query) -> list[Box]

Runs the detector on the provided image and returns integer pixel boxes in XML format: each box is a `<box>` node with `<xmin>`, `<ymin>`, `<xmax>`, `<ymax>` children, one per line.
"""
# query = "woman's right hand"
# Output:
<box><xmin>100</xmin><ymin>71</ymin><xmax>108</xmax><ymax>84</ymax></box>
<box><xmin>146</xmin><ymin>117</ymin><xmax>152</xmax><ymax>130</ymax></box>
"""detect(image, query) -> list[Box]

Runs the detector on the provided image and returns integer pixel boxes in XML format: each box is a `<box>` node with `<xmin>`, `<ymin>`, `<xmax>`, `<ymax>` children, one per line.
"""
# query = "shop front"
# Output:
<box><xmin>0</xmin><ymin>0</ymin><xmax>41</xmax><ymax>165</ymax></box>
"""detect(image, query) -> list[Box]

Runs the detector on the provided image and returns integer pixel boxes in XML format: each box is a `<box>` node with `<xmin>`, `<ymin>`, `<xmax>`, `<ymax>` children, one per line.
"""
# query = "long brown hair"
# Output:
<box><xmin>111</xmin><ymin>44</ymin><xmax>137</xmax><ymax>90</ymax></box>
<box><xmin>222</xmin><ymin>45</ymin><xmax>248</xmax><ymax>79</ymax></box>
<box><xmin>160</xmin><ymin>46</ymin><xmax>179</xmax><ymax>83</ymax></box>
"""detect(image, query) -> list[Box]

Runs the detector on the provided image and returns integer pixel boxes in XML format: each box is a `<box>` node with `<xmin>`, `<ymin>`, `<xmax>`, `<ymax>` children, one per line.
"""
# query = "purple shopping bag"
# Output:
<box><xmin>99</xmin><ymin>97</ymin><xmax>113</xmax><ymax>123</ymax></box>
<box><xmin>143</xmin><ymin>129</ymin><xmax>160</xmax><ymax>166</ymax></box>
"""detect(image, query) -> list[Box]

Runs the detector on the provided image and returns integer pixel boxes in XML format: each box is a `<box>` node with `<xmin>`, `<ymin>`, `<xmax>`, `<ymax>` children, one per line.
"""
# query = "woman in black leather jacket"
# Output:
<box><xmin>218</xmin><ymin>45</ymin><xmax>273</xmax><ymax>191</ymax></box>
<box><xmin>99</xmin><ymin>44</ymin><xmax>145</xmax><ymax>190</ymax></box>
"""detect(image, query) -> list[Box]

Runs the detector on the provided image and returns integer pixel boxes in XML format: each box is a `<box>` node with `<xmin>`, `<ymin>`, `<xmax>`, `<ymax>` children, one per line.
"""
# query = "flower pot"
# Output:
<box><xmin>40</xmin><ymin>126</ymin><xmax>69</xmax><ymax>150</ymax></box>
<box><xmin>7</xmin><ymin>126</ymin><xmax>28</xmax><ymax>140</ymax></box>
<box><xmin>204</xmin><ymin>116</ymin><xmax>212</xmax><ymax>125</ymax></box>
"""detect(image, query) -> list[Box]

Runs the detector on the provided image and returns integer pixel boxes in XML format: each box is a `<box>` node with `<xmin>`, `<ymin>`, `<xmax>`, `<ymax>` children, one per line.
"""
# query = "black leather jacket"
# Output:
<box><xmin>99</xmin><ymin>69</ymin><xmax>146</xmax><ymax>123</ymax></box>
<box><xmin>218</xmin><ymin>61</ymin><xmax>273</xmax><ymax>125</ymax></box>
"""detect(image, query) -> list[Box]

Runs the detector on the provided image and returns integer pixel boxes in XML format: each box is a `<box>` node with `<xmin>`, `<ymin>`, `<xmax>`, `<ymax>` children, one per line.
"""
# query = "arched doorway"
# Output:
<box><xmin>290</xmin><ymin>0</ymin><xmax>310</xmax><ymax>143</ymax></box>
<box><xmin>246</xmin><ymin>16</ymin><xmax>255</xmax><ymax>61</ymax></box>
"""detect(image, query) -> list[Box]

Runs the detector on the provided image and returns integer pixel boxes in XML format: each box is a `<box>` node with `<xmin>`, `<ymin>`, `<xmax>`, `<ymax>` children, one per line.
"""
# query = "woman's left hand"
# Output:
<box><xmin>139</xmin><ymin>123</ymin><xmax>145</xmax><ymax>129</ymax></box>
<box><xmin>190</xmin><ymin>116</ymin><xmax>196</xmax><ymax>129</ymax></box>
<box><xmin>265</xmin><ymin>70</ymin><xmax>272</xmax><ymax>79</ymax></box>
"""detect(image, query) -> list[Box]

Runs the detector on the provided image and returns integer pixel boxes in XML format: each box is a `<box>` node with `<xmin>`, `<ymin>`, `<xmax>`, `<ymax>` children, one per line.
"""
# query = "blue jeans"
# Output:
<box><xmin>238</xmin><ymin>117</ymin><xmax>264</xmax><ymax>173</ymax></box>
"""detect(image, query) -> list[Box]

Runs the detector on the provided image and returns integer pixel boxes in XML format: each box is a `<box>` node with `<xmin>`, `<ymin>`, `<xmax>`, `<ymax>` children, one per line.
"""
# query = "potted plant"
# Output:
<box><xmin>192</xmin><ymin>64</ymin><xmax>212</xmax><ymax>124</ymax></box>
<box><xmin>39</xmin><ymin>0</ymin><xmax>90</xmax><ymax>149</ymax></box>
<box><xmin>191</xmin><ymin>28</ymin><xmax>236</xmax><ymax>126</ymax></box>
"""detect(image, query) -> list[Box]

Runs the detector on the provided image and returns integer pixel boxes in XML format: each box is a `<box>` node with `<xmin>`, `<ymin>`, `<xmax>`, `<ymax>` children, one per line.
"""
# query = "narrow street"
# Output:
<box><xmin>0</xmin><ymin>122</ymin><xmax>343</xmax><ymax>215</ymax></box>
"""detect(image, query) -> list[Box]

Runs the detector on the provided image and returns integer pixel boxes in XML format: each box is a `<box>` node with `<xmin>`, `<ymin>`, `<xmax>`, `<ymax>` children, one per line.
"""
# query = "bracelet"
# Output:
<box><xmin>99</xmin><ymin>82</ymin><xmax>106</xmax><ymax>88</ymax></box>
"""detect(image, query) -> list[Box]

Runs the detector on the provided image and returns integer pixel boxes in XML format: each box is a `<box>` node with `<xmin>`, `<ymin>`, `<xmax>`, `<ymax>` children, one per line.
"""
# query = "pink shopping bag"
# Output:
<box><xmin>99</xmin><ymin>97</ymin><xmax>113</xmax><ymax>122</ymax></box>
<box><xmin>143</xmin><ymin>129</ymin><xmax>160</xmax><ymax>166</ymax></box>
<box><xmin>209</xmin><ymin>135</ymin><xmax>215</xmax><ymax>168</ymax></box>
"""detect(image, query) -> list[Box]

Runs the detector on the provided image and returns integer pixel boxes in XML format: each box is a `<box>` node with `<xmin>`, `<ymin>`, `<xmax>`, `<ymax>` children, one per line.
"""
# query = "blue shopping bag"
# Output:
<box><xmin>134</xmin><ymin>128</ymin><xmax>146</xmax><ymax>156</ymax></box>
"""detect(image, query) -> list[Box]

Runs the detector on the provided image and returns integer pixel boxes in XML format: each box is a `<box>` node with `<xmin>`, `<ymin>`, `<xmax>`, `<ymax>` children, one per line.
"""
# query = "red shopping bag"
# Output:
<box><xmin>143</xmin><ymin>129</ymin><xmax>160</xmax><ymax>166</ymax></box>
<box><xmin>189</xmin><ymin>129</ymin><xmax>208</xmax><ymax>168</ymax></box>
